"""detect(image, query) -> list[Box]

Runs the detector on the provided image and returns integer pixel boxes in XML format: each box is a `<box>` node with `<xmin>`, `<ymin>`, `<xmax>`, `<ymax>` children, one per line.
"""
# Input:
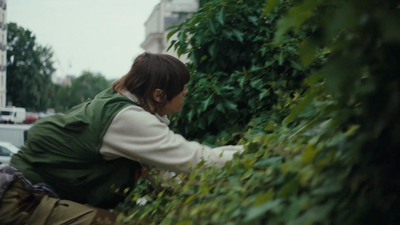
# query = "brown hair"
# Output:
<box><xmin>113</xmin><ymin>52</ymin><xmax>190</xmax><ymax>114</ymax></box>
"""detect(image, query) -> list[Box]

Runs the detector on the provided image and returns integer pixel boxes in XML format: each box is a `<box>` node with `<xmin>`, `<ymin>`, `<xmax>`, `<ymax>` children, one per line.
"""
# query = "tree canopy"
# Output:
<box><xmin>6</xmin><ymin>22</ymin><xmax>56</xmax><ymax>111</ymax></box>
<box><xmin>53</xmin><ymin>71</ymin><xmax>112</xmax><ymax>112</ymax></box>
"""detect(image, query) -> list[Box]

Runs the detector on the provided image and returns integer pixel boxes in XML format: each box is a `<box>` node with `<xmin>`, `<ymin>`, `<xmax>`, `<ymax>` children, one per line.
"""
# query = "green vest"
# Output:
<box><xmin>11</xmin><ymin>88</ymin><xmax>142</xmax><ymax>209</ymax></box>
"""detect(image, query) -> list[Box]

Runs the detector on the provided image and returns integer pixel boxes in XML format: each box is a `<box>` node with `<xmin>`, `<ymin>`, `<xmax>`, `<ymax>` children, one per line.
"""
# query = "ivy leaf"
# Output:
<box><xmin>278</xmin><ymin>179</ymin><xmax>299</xmax><ymax>197</ymax></box>
<box><xmin>301</xmin><ymin>144</ymin><xmax>321</xmax><ymax>164</ymax></box>
<box><xmin>176</xmin><ymin>221</ymin><xmax>192</xmax><ymax>225</ymax></box>
<box><xmin>312</xmin><ymin>184</ymin><xmax>342</xmax><ymax>195</ymax></box>
<box><xmin>212</xmin><ymin>84</ymin><xmax>222</xmax><ymax>95</ymax></box>
<box><xmin>283</xmin><ymin>89</ymin><xmax>316</xmax><ymax>125</ymax></box>
<box><xmin>216</xmin><ymin>103</ymin><xmax>226</xmax><ymax>113</ymax></box>
<box><xmin>208</xmin><ymin>20</ymin><xmax>216</xmax><ymax>34</ymax></box>
<box><xmin>202</xmin><ymin>95</ymin><xmax>214</xmax><ymax>111</ymax></box>
<box><xmin>254</xmin><ymin>156</ymin><xmax>283</xmax><ymax>167</ymax></box>
<box><xmin>187</xmin><ymin>110</ymin><xmax>194</xmax><ymax>122</ymax></box>
<box><xmin>291</xmin><ymin>60</ymin><xmax>304</xmax><ymax>71</ymax></box>
<box><xmin>259</xmin><ymin>89</ymin><xmax>270</xmax><ymax>100</ymax></box>
<box><xmin>184</xmin><ymin>196</ymin><xmax>195</xmax><ymax>204</ymax></box>
<box><xmin>263</xmin><ymin>0</ymin><xmax>280</xmax><ymax>14</ymax></box>
<box><xmin>222</xmin><ymin>30</ymin><xmax>233</xmax><ymax>40</ymax></box>
<box><xmin>299</xmin><ymin>38</ymin><xmax>318</xmax><ymax>67</ymax></box>
<box><xmin>232</xmin><ymin>29</ymin><xmax>244</xmax><ymax>43</ymax></box>
<box><xmin>217</xmin><ymin>10</ymin><xmax>224</xmax><ymax>25</ymax></box>
<box><xmin>264</xmin><ymin>60</ymin><xmax>275</xmax><ymax>68</ymax></box>
<box><xmin>250</xmin><ymin>79</ymin><xmax>263</xmax><ymax>90</ymax></box>
<box><xmin>244</xmin><ymin>200</ymin><xmax>282</xmax><ymax>222</ymax></box>
<box><xmin>208</xmin><ymin>43</ymin><xmax>217</xmax><ymax>58</ymax></box>
<box><xmin>238</xmin><ymin>76</ymin><xmax>246</xmax><ymax>88</ymax></box>
<box><xmin>248</xmin><ymin>16</ymin><xmax>258</xmax><ymax>25</ymax></box>
<box><xmin>223</xmin><ymin>101</ymin><xmax>237</xmax><ymax>111</ymax></box>
<box><xmin>279</xmin><ymin>51</ymin><xmax>285</xmax><ymax>65</ymax></box>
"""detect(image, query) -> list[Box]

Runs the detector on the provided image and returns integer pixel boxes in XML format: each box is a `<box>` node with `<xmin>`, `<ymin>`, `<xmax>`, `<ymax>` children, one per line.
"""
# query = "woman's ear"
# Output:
<box><xmin>152</xmin><ymin>89</ymin><xmax>163</xmax><ymax>103</ymax></box>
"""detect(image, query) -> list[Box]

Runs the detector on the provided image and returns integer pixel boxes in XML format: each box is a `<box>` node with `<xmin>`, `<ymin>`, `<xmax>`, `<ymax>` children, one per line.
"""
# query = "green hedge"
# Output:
<box><xmin>115</xmin><ymin>0</ymin><xmax>400</xmax><ymax>224</ymax></box>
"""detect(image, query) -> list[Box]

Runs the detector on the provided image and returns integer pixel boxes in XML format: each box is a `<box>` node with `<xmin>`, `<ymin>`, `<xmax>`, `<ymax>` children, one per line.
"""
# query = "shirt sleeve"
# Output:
<box><xmin>99</xmin><ymin>106</ymin><xmax>243</xmax><ymax>173</ymax></box>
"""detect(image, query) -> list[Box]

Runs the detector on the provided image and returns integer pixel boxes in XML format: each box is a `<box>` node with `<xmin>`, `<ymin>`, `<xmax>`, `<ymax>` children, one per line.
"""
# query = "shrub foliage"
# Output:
<box><xmin>115</xmin><ymin>0</ymin><xmax>400</xmax><ymax>224</ymax></box>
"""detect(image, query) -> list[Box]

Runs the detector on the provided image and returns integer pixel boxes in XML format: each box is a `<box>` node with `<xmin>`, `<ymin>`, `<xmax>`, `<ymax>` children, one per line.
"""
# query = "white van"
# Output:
<box><xmin>0</xmin><ymin>107</ymin><xmax>26</xmax><ymax>124</ymax></box>
<box><xmin>0</xmin><ymin>124</ymin><xmax>32</xmax><ymax>148</ymax></box>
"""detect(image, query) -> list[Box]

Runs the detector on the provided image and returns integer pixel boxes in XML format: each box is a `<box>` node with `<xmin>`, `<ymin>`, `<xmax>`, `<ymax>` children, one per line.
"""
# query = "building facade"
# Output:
<box><xmin>0</xmin><ymin>0</ymin><xmax>6</xmax><ymax>108</ymax></box>
<box><xmin>141</xmin><ymin>0</ymin><xmax>199</xmax><ymax>62</ymax></box>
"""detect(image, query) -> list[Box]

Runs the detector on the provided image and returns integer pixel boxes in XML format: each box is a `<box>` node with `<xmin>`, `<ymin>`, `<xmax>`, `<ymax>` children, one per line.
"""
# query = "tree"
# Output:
<box><xmin>6</xmin><ymin>22</ymin><xmax>56</xmax><ymax>111</ymax></box>
<box><xmin>53</xmin><ymin>71</ymin><xmax>112</xmax><ymax>112</ymax></box>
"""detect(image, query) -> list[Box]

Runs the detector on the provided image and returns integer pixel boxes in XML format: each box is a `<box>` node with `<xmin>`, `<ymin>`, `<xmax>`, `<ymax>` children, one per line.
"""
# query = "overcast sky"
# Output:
<box><xmin>8</xmin><ymin>0</ymin><xmax>160</xmax><ymax>80</ymax></box>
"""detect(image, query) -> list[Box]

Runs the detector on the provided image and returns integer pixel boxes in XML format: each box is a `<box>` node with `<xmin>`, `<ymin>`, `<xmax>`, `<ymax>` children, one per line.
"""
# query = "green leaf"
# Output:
<box><xmin>222</xmin><ymin>30</ymin><xmax>233</xmax><ymax>40</ymax></box>
<box><xmin>278</xmin><ymin>179</ymin><xmax>299</xmax><ymax>197</ymax></box>
<box><xmin>216</xmin><ymin>103</ymin><xmax>226</xmax><ymax>113</ymax></box>
<box><xmin>263</xmin><ymin>0</ymin><xmax>280</xmax><ymax>14</ymax></box>
<box><xmin>195</xmin><ymin>34</ymin><xmax>204</xmax><ymax>45</ymax></box>
<box><xmin>167</xmin><ymin>40</ymin><xmax>177</xmax><ymax>52</ymax></box>
<box><xmin>250</xmin><ymin>79</ymin><xmax>263</xmax><ymax>90</ymax></box>
<box><xmin>178</xmin><ymin>32</ymin><xmax>186</xmax><ymax>43</ymax></box>
<box><xmin>184</xmin><ymin>196</ymin><xmax>195</xmax><ymax>204</ymax></box>
<box><xmin>208</xmin><ymin>20</ymin><xmax>216</xmax><ymax>34</ymax></box>
<box><xmin>248</xmin><ymin>16</ymin><xmax>258</xmax><ymax>25</ymax></box>
<box><xmin>212</xmin><ymin>84</ymin><xmax>222</xmax><ymax>94</ymax></box>
<box><xmin>232</xmin><ymin>29</ymin><xmax>244</xmax><ymax>43</ymax></box>
<box><xmin>202</xmin><ymin>95</ymin><xmax>214</xmax><ymax>111</ymax></box>
<box><xmin>274</xmin><ymin>2</ymin><xmax>320</xmax><ymax>43</ymax></box>
<box><xmin>304</xmin><ymin>72</ymin><xmax>326</xmax><ymax>85</ymax></box>
<box><xmin>217</xmin><ymin>10</ymin><xmax>224</xmax><ymax>25</ymax></box>
<box><xmin>299</xmin><ymin>38</ymin><xmax>318</xmax><ymax>67</ymax></box>
<box><xmin>254</xmin><ymin>156</ymin><xmax>283</xmax><ymax>167</ymax></box>
<box><xmin>208</xmin><ymin>43</ymin><xmax>217</xmax><ymax>58</ymax></box>
<box><xmin>244</xmin><ymin>200</ymin><xmax>282</xmax><ymax>222</ymax></box>
<box><xmin>165</xmin><ymin>24</ymin><xmax>180</xmax><ymax>31</ymax></box>
<box><xmin>187</xmin><ymin>110</ymin><xmax>195</xmax><ymax>122</ymax></box>
<box><xmin>167</xmin><ymin>29</ymin><xmax>179</xmax><ymax>41</ymax></box>
<box><xmin>279</xmin><ymin>51</ymin><xmax>285</xmax><ymax>65</ymax></box>
<box><xmin>177</xmin><ymin>221</ymin><xmax>193</xmax><ymax>225</ymax></box>
<box><xmin>291</xmin><ymin>60</ymin><xmax>304</xmax><ymax>71</ymax></box>
<box><xmin>238</xmin><ymin>76</ymin><xmax>246</xmax><ymax>88</ymax></box>
<box><xmin>259</xmin><ymin>89</ymin><xmax>270</xmax><ymax>100</ymax></box>
<box><xmin>177</xmin><ymin>47</ymin><xmax>183</xmax><ymax>58</ymax></box>
<box><xmin>301</xmin><ymin>144</ymin><xmax>321</xmax><ymax>164</ymax></box>
<box><xmin>223</xmin><ymin>101</ymin><xmax>237</xmax><ymax>111</ymax></box>
<box><xmin>264</xmin><ymin>60</ymin><xmax>275</xmax><ymax>68</ymax></box>
<box><xmin>312</xmin><ymin>184</ymin><xmax>342</xmax><ymax>195</ymax></box>
<box><xmin>283</xmin><ymin>89</ymin><xmax>316</xmax><ymax>125</ymax></box>
<box><xmin>157</xmin><ymin>189</ymin><xmax>166</xmax><ymax>198</ymax></box>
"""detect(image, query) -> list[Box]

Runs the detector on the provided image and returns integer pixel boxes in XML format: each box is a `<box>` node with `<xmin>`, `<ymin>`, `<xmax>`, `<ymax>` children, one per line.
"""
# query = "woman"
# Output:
<box><xmin>0</xmin><ymin>53</ymin><xmax>243</xmax><ymax>224</ymax></box>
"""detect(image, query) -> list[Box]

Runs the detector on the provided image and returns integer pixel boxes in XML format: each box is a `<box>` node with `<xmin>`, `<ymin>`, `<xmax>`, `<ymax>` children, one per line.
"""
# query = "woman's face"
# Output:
<box><xmin>159</xmin><ymin>85</ymin><xmax>188</xmax><ymax>116</ymax></box>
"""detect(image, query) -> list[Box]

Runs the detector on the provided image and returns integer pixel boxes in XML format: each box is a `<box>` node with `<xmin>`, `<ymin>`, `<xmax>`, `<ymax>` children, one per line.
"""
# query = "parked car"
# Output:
<box><xmin>24</xmin><ymin>112</ymin><xmax>38</xmax><ymax>124</ymax></box>
<box><xmin>0</xmin><ymin>141</ymin><xmax>20</xmax><ymax>168</ymax></box>
<box><xmin>0</xmin><ymin>107</ymin><xmax>26</xmax><ymax>124</ymax></box>
<box><xmin>37</xmin><ymin>112</ymin><xmax>49</xmax><ymax>119</ymax></box>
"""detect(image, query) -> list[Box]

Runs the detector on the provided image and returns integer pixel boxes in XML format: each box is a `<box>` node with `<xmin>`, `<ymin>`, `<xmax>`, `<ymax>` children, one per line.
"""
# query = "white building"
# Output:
<box><xmin>141</xmin><ymin>0</ymin><xmax>199</xmax><ymax>63</ymax></box>
<box><xmin>0</xmin><ymin>0</ymin><xmax>6</xmax><ymax>108</ymax></box>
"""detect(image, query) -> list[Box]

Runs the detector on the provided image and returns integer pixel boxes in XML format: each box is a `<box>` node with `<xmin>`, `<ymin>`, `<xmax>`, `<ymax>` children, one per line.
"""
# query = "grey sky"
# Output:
<box><xmin>8</xmin><ymin>0</ymin><xmax>160</xmax><ymax>80</ymax></box>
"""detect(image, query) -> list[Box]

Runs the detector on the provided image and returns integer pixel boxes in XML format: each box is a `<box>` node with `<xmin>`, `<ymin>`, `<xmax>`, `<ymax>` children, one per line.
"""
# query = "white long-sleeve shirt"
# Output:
<box><xmin>99</xmin><ymin>92</ymin><xmax>244</xmax><ymax>173</ymax></box>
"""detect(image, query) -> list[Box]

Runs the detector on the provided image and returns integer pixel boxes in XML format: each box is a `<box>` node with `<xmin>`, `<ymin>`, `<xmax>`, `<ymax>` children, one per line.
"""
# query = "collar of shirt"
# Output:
<box><xmin>123</xmin><ymin>91</ymin><xmax>171</xmax><ymax>125</ymax></box>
